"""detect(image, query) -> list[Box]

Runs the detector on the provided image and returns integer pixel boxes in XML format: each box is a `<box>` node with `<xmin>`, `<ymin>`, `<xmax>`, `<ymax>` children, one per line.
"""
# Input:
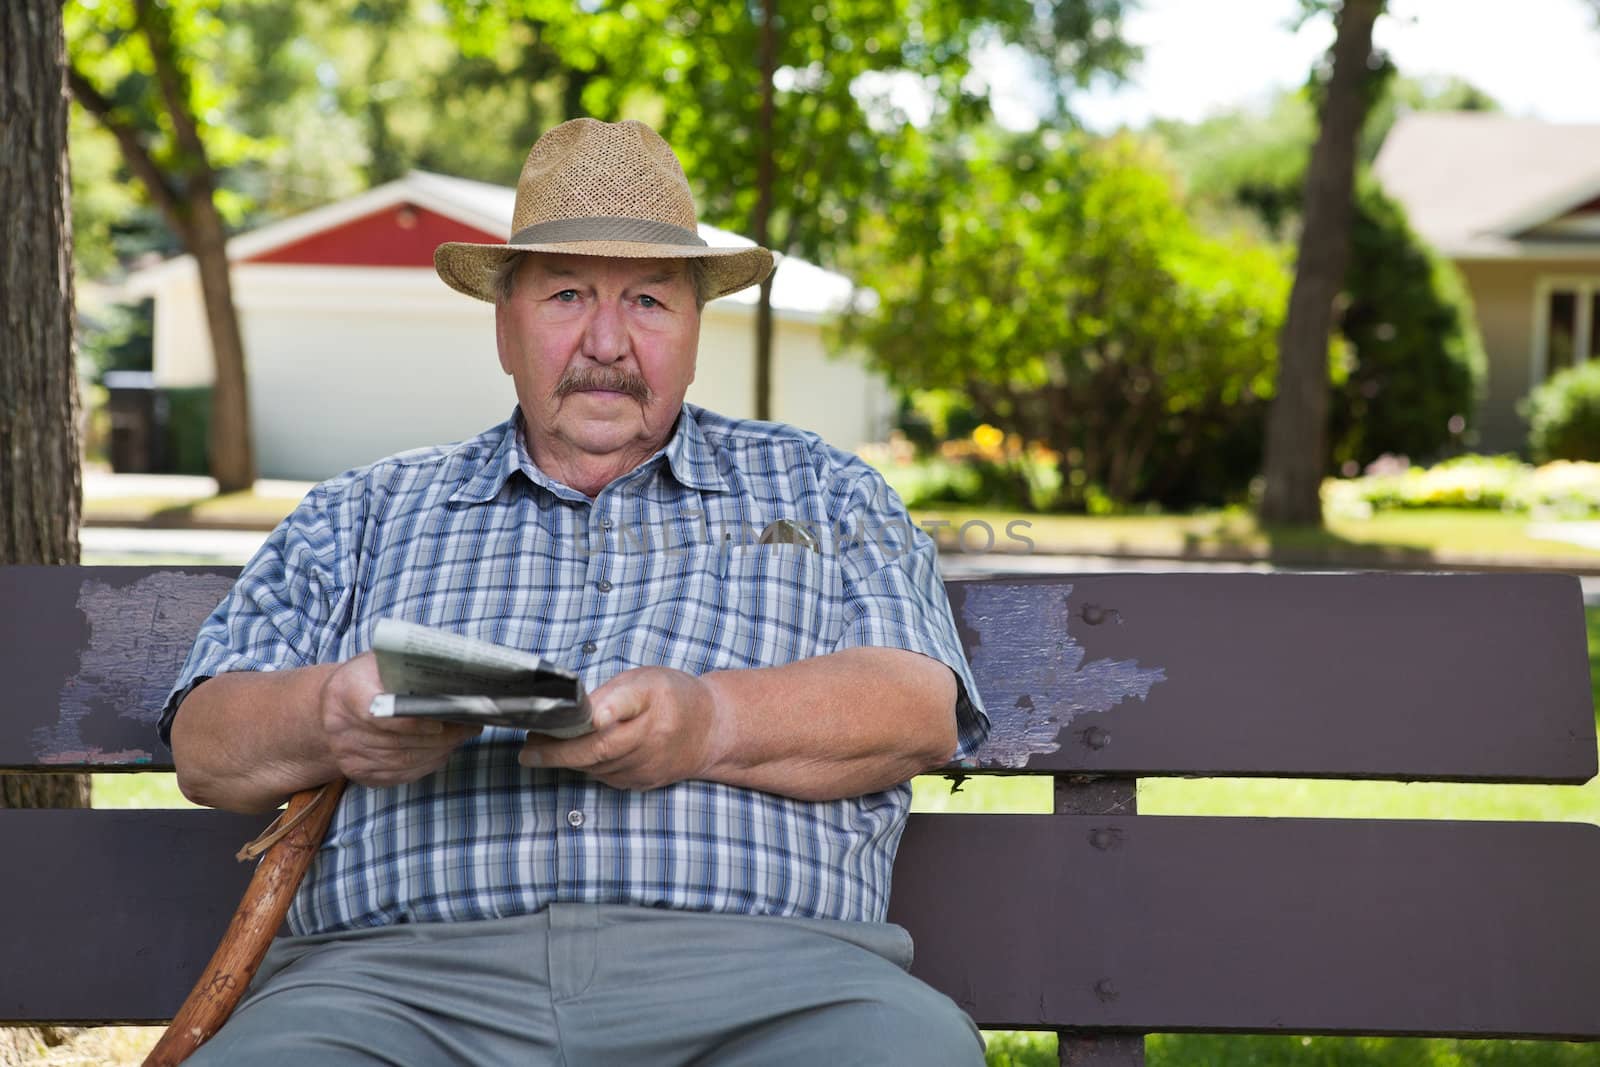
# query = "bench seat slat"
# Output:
<box><xmin>4</xmin><ymin>809</ymin><xmax>1597</xmax><ymax>1039</ymax></box>
<box><xmin>890</xmin><ymin>813</ymin><xmax>1600</xmax><ymax>1039</ymax></box>
<box><xmin>0</xmin><ymin>809</ymin><xmax>260</xmax><ymax>1024</ymax></box>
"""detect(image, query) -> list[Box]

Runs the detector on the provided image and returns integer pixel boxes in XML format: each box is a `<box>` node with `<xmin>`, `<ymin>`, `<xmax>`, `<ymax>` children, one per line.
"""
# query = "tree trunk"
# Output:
<box><xmin>188</xmin><ymin>189</ymin><xmax>256</xmax><ymax>492</ymax></box>
<box><xmin>1</xmin><ymin>1</ymin><xmax>81</xmax><ymax>570</ymax></box>
<box><xmin>1258</xmin><ymin>0</ymin><xmax>1383</xmax><ymax>526</ymax></box>
<box><xmin>0</xmin><ymin>0</ymin><xmax>91</xmax><ymax>811</ymax></box>
<box><xmin>751</xmin><ymin>0</ymin><xmax>777</xmax><ymax>421</ymax></box>
<box><xmin>0</xmin><ymin>5</ymin><xmax>90</xmax><ymax>1057</ymax></box>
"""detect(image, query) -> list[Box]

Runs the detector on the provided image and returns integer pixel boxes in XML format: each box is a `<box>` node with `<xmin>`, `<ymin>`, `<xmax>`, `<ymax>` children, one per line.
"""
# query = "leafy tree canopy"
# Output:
<box><xmin>842</xmin><ymin>126</ymin><xmax>1289</xmax><ymax>509</ymax></box>
<box><xmin>1148</xmin><ymin>74</ymin><xmax>1491</xmax><ymax>470</ymax></box>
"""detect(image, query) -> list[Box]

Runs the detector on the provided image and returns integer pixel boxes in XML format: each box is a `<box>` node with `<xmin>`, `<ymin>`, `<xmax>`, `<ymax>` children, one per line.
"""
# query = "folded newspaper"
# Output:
<box><xmin>368</xmin><ymin>619</ymin><xmax>592</xmax><ymax>737</ymax></box>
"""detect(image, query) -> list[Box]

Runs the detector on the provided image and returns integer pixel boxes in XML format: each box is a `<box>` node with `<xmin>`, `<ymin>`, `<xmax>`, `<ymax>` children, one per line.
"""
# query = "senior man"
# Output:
<box><xmin>163</xmin><ymin>118</ymin><xmax>988</xmax><ymax>1065</ymax></box>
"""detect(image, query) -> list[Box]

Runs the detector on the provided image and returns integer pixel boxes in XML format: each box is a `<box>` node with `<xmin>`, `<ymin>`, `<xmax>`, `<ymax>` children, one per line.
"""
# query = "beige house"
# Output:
<box><xmin>1374</xmin><ymin>113</ymin><xmax>1600</xmax><ymax>452</ymax></box>
<box><xmin>120</xmin><ymin>171</ymin><xmax>892</xmax><ymax>480</ymax></box>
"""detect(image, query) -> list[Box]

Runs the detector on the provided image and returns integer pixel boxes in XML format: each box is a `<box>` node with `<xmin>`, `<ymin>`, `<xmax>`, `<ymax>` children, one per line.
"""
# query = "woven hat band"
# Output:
<box><xmin>509</xmin><ymin>216</ymin><xmax>708</xmax><ymax>248</ymax></box>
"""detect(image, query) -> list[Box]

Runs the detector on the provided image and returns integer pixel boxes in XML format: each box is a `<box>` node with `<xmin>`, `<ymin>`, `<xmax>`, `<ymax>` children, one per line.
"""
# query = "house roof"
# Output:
<box><xmin>1373</xmin><ymin>112</ymin><xmax>1600</xmax><ymax>259</ymax></box>
<box><xmin>120</xmin><ymin>170</ymin><xmax>855</xmax><ymax>321</ymax></box>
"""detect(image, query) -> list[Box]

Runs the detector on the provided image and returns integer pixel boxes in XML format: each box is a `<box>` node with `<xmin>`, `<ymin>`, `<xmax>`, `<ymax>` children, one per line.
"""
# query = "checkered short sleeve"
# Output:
<box><xmin>158</xmin><ymin>485</ymin><xmax>351</xmax><ymax>745</ymax></box>
<box><xmin>826</xmin><ymin>464</ymin><xmax>989</xmax><ymax>762</ymax></box>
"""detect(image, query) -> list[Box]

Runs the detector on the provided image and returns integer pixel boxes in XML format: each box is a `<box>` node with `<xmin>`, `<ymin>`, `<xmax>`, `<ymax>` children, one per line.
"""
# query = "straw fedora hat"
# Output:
<box><xmin>435</xmin><ymin>118</ymin><xmax>773</xmax><ymax>303</ymax></box>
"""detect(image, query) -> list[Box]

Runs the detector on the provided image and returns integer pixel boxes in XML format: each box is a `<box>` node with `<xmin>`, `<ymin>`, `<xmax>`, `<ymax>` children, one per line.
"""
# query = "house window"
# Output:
<box><xmin>1536</xmin><ymin>279</ymin><xmax>1600</xmax><ymax>382</ymax></box>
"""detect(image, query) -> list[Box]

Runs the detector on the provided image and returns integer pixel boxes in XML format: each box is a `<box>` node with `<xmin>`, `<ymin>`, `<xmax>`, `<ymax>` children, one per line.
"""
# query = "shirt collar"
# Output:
<box><xmin>448</xmin><ymin>404</ymin><xmax>729</xmax><ymax>505</ymax></box>
<box><xmin>447</xmin><ymin>411</ymin><xmax>527</xmax><ymax>506</ymax></box>
<box><xmin>660</xmin><ymin>404</ymin><xmax>731</xmax><ymax>494</ymax></box>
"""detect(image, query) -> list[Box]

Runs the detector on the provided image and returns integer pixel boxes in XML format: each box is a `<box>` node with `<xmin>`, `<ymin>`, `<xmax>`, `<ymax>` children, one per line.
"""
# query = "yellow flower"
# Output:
<box><xmin>972</xmin><ymin>423</ymin><xmax>1005</xmax><ymax>452</ymax></box>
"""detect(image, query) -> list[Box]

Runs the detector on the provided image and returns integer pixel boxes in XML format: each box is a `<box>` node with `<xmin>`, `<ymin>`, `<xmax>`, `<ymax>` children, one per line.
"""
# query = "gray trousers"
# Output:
<box><xmin>188</xmin><ymin>903</ymin><xmax>985</xmax><ymax>1066</ymax></box>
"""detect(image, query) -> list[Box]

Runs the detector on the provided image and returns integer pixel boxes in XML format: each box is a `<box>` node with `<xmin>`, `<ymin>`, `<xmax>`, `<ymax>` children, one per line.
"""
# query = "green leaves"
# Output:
<box><xmin>843</xmin><ymin>126</ymin><xmax>1290</xmax><ymax>509</ymax></box>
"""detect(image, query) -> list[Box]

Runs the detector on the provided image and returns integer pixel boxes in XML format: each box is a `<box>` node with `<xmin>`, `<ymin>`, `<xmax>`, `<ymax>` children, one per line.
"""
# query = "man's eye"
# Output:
<box><xmin>638</xmin><ymin>294</ymin><xmax>660</xmax><ymax>309</ymax></box>
<box><xmin>555</xmin><ymin>290</ymin><xmax>579</xmax><ymax>303</ymax></box>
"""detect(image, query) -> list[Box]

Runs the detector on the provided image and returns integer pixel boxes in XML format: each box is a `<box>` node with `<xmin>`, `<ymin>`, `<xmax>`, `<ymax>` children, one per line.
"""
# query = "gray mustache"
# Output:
<box><xmin>554</xmin><ymin>368</ymin><xmax>652</xmax><ymax>402</ymax></box>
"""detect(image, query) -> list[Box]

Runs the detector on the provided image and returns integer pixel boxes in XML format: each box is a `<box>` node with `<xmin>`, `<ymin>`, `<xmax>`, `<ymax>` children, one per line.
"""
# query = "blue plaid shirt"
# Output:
<box><xmin>164</xmin><ymin>404</ymin><xmax>987</xmax><ymax>934</ymax></box>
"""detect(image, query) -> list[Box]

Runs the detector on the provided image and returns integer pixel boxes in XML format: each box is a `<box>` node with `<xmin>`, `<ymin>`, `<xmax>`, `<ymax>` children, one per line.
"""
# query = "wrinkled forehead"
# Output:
<box><xmin>518</xmin><ymin>252</ymin><xmax>694</xmax><ymax>290</ymax></box>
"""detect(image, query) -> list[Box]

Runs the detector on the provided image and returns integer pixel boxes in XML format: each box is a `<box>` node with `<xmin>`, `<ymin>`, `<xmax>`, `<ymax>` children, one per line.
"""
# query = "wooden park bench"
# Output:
<box><xmin>2</xmin><ymin>564</ymin><xmax>1597</xmax><ymax>1064</ymax></box>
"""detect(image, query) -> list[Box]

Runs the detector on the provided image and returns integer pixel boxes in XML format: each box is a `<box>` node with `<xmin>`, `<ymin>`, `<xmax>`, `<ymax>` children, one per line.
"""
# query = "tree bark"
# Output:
<box><xmin>1258</xmin><ymin>0</ymin><xmax>1383</xmax><ymax>525</ymax></box>
<box><xmin>751</xmin><ymin>0</ymin><xmax>777</xmax><ymax>422</ymax></box>
<box><xmin>188</xmin><ymin>189</ymin><xmax>256</xmax><ymax>493</ymax></box>
<box><xmin>1</xmin><ymin>1</ymin><xmax>81</xmax><ymax>570</ymax></box>
<box><xmin>0</xmin><ymin>7</ymin><xmax>90</xmax><ymax>1057</ymax></box>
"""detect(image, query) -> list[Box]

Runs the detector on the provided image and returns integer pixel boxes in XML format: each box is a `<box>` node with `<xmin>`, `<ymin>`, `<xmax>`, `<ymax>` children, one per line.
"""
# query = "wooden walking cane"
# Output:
<box><xmin>143</xmin><ymin>779</ymin><xmax>347</xmax><ymax>1067</ymax></box>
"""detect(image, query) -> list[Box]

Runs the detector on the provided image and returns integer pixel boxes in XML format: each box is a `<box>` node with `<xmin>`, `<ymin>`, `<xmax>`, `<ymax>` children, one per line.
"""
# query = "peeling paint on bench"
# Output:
<box><xmin>955</xmin><ymin>581</ymin><xmax>1167</xmax><ymax>769</ymax></box>
<box><xmin>33</xmin><ymin>571</ymin><xmax>236</xmax><ymax>765</ymax></box>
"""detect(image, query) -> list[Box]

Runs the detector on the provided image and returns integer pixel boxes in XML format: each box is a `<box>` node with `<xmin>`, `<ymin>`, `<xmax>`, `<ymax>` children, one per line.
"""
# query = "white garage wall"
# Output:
<box><xmin>153</xmin><ymin>264</ymin><xmax>892</xmax><ymax>481</ymax></box>
<box><xmin>693</xmin><ymin>308</ymin><xmax>892</xmax><ymax>451</ymax></box>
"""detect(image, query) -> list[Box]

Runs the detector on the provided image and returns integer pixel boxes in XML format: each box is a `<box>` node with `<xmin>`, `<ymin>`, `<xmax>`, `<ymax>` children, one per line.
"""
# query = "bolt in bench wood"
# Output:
<box><xmin>2</xmin><ymin>566</ymin><xmax>1597</xmax><ymax>1064</ymax></box>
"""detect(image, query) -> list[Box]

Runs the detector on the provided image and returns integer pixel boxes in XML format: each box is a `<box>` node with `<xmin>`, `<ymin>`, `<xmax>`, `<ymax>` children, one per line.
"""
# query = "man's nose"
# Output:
<box><xmin>579</xmin><ymin>303</ymin><xmax>629</xmax><ymax>363</ymax></box>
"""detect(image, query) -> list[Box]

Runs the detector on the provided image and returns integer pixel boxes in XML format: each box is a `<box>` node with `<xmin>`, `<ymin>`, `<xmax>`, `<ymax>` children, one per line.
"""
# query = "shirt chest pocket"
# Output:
<box><xmin>719</xmin><ymin>542</ymin><xmax>834</xmax><ymax>670</ymax></box>
<box><xmin>617</xmin><ymin>542</ymin><xmax>834</xmax><ymax>674</ymax></box>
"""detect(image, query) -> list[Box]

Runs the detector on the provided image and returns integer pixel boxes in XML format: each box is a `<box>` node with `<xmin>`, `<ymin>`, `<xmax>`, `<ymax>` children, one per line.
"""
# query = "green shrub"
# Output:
<box><xmin>1329</xmin><ymin>182</ymin><xmax>1485</xmax><ymax>470</ymax></box>
<box><xmin>1324</xmin><ymin>454</ymin><xmax>1600</xmax><ymax>518</ymax></box>
<box><xmin>1526</xmin><ymin>362</ymin><xmax>1600</xmax><ymax>463</ymax></box>
<box><xmin>842</xmin><ymin>127</ymin><xmax>1288</xmax><ymax>513</ymax></box>
<box><xmin>1323</xmin><ymin>454</ymin><xmax>1524</xmax><ymax>515</ymax></box>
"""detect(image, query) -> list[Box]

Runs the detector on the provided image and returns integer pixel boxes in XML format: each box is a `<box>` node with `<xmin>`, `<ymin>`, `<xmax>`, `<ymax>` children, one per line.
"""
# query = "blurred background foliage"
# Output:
<box><xmin>839</xmin><ymin>125</ymin><xmax>1288</xmax><ymax>511</ymax></box>
<box><xmin>68</xmin><ymin>0</ymin><xmax>1499</xmax><ymax>513</ymax></box>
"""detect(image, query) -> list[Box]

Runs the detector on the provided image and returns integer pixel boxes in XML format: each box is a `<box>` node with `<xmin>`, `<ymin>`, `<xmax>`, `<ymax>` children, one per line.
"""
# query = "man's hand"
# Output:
<box><xmin>321</xmin><ymin>652</ymin><xmax>481</xmax><ymax>788</ymax></box>
<box><xmin>517</xmin><ymin>666</ymin><xmax>731</xmax><ymax>791</ymax></box>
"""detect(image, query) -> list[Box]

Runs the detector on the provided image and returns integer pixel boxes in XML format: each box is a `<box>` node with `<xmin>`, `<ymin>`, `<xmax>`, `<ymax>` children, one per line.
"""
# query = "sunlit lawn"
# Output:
<box><xmin>80</xmin><ymin>479</ymin><xmax>1600</xmax><ymax>573</ymax></box>
<box><xmin>910</xmin><ymin>506</ymin><xmax>1600</xmax><ymax>567</ymax></box>
<box><xmin>82</xmin><ymin>489</ymin><xmax>300</xmax><ymax>528</ymax></box>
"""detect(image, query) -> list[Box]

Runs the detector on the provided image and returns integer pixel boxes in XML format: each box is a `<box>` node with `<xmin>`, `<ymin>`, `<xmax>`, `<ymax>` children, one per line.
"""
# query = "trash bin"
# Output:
<box><xmin>103</xmin><ymin>371</ymin><xmax>166</xmax><ymax>473</ymax></box>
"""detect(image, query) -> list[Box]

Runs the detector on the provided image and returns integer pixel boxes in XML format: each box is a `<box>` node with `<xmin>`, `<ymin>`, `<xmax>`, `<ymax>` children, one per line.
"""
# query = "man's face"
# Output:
<box><xmin>496</xmin><ymin>253</ymin><xmax>701</xmax><ymax>491</ymax></box>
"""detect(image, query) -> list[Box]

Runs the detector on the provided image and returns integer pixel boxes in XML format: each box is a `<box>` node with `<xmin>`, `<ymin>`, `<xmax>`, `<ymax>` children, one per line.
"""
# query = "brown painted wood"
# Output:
<box><xmin>4</xmin><ymin>568</ymin><xmax>1596</xmax><ymax>784</ymax></box>
<box><xmin>3</xmin><ymin>565</ymin><xmax>1596</xmax><ymax>1042</ymax></box>
<box><xmin>888</xmin><ymin>814</ymin><xmax>1600</xmax><ymax>1039</ymax></box>
<box><xmin>0</xmin><ymin>566</ymin><xmax>237</xmax><ymax>770</ymax></box>
<box><xmin>4</xmin><ymin>808</ymin><xmax>1597</xmax><ymax>1040</ymax></box>
<box><xmin>949</xmin><ymin>572</ymin><xmax>1597</xmax><ymax>782</ymax></box>
<box><xmin>0</xmin><ymin>809</ymin><xmax>262</xmax><ymax>1023</ymax></box>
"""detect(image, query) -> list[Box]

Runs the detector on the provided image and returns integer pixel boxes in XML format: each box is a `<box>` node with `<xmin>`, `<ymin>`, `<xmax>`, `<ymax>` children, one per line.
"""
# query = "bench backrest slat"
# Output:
<box><xmin>4</xmin><ymin>568</ymin><xmax>1594</xmax><ymax>782</ymax></box>
<box><xmin>953</xmin><ymin>572</ymin><xmax>1596</xmax><ymax>781</ymax></box>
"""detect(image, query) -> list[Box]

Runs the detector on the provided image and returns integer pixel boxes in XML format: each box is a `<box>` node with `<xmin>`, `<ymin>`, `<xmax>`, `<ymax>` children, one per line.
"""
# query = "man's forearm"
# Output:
<box><xmin>169</xmin><ymin>665</ymin><xmax>342</xmax><ymax>815</ymax></box>
<box><xmin>699</xmin><ymin>646</ymin><xmax>959</xmax><ymax>801</ymax></box>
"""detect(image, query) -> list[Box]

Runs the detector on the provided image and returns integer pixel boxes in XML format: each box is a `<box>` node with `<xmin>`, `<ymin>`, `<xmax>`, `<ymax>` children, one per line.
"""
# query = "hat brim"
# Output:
<box><xmin>434</xmin><ymin>240</ymin><xmax>774</xmax><ymax>303</ymax></box>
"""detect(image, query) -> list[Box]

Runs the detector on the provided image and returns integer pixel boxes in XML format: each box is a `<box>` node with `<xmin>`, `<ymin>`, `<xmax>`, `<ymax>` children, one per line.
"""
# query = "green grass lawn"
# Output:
<box><xmin>910</xmin><ymin>506</ymin><xmax>1600</xmax><ymax>570</ymax></box>
<box><xmin>80</xmin><ymin>479</ymin><xmax>1600</xmax><ymax>575</ymax></box>
<box><xmin>82</xmin><ymin>489</ymin><xmax>301</xmax><ymax>529</ymax></box>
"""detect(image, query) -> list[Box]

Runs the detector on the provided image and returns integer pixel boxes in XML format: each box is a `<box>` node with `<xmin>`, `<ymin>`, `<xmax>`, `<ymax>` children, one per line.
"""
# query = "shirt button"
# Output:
<box><xmin>566</xmin><ymin>810</ymin><xmax>585</xmax><ymax>828</ymax></box>
<box><xmin>599</xmin><ymin>517</ymin><xmax>613</xmax><ymax>530</ymax></box>
<box><xmin>596</xmin><ymin>579</ymin><xmax>612</xmax><ymax>593</ymax></box>
<box><xmin>582</xmin><ymin>640</ymin><xmax>598</xmax><ymax>654</ymax></box>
